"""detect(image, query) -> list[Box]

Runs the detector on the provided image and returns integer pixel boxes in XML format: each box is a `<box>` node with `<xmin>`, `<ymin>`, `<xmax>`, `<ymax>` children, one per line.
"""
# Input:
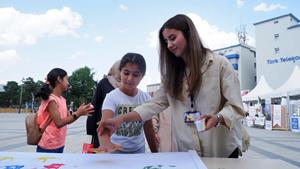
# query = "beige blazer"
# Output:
<box><xmin>135</xmin><ymin>51</ymin><xmax>245</xmax><ymax>157</ymax></box>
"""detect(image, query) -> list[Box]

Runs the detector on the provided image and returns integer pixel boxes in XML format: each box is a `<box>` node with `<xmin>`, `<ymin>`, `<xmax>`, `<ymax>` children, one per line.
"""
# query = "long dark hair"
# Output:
<box><xmin>35</xmin><ymin>68</ymin><xmax>67</xmax><ymax>100</ymax></box>
<box><xmin>159</xmin><ymin>14</ymin><xmax>209</xmax><ymax>100</ymax></box>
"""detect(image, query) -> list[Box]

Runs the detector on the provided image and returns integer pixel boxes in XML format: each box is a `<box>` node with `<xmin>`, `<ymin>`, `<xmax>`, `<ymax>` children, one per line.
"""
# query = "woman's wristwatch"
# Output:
<box><xmin>215</xmin><ymin>114</ymin><xmax>222</xmax><ymax>127</ymax></box>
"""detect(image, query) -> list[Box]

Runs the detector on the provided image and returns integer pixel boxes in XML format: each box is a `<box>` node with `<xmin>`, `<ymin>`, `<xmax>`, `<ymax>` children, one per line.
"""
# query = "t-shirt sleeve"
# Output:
<box><xmin>101</xmin><ymin>92</ymin><xmax>116</xmax><ymax>115</ymax></box>
<box><xmin>145</xmin><ymin>92</ymin><xmax>152</xmax><ymax>101</ymax></box>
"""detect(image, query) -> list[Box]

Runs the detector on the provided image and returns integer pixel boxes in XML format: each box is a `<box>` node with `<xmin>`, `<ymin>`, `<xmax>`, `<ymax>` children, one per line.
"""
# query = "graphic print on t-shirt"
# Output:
<box><xmin>115</xmin><ymin>104</ymin><xmax>143</xmax><ymax>137</ymax></box>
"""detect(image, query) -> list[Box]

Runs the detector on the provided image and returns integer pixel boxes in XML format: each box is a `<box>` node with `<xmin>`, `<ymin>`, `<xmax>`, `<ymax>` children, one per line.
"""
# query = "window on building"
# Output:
<box><xmin>274</xmin><ymin>33</ymin><xmax>279</xmax><ymax>39</ymax></box>
<box><xmin>218</xmin><ymin>52</ymin><xmax>224</xmax><ymax>56</ymax></box>
<box><xmin>254</xmin><ymin>76</ymin><xmax>257</xmax><ymax>83</ymax></box>
<box><xmin>254</xmin><ymin>62</ymin><xmax>256</xmax><ymax>68</ymax></box>
<box><xmin>232</xmin><ymin>63</ymin><xmax>238</xmax><ymax>70</ymax></box>
<box><xmin>229</xmin><ymin>58</ymin><xmax>238</xmax><ymax>64</ymax></box>
<box><xmin>274</xmin><ymin>20</ymin><xmax>279</xmax><ymax>24</ymax></box>
<box><xmin>274</xmin><ymin>47</ymin><xmax>280</xmax><ymax>54</ymax></box>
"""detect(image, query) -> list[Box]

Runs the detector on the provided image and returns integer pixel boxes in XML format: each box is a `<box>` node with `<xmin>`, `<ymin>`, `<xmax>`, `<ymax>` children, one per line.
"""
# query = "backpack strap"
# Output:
<box><xmin>40</xmin><ymin>115</ymin><xmax>52</xmax><ymax>133</ymax></box>
<box><xmin>39</xmin><ymin>94</ymin><xmax>59</xmax><ymax>133</ymax></box>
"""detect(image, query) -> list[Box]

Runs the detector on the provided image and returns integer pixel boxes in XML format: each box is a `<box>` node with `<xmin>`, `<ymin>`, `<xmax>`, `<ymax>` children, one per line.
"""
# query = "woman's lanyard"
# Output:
<box><xmin>186</xmin><ymin>70</ymin><xmax>195</xmax><ymax>112</ymax></box>
<box><xmin>190</xmin><ymin>94</ymin><xmax>194</xmax><ymax>112</ymax></box>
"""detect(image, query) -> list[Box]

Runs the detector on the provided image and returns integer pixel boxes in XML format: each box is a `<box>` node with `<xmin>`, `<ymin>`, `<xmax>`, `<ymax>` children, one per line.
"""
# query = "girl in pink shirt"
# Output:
<box><xmin>35</xmin><ymin>68</ymin><xmax>93</xmax><ymax>153</ymax></box>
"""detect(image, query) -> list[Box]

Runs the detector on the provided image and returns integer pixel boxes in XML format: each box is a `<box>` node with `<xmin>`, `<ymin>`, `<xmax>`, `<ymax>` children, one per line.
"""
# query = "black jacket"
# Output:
<box><xmin>86</xmin><ymin>77</ymin><xmax>114</xmax><ymax>135</ymax></box>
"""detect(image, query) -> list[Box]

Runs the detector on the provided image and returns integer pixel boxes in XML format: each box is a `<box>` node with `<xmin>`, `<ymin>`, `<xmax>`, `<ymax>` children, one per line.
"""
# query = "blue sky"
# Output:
<box><xmin>0</xmin><ymin>0</ymin><xmax>299</xmax><ymax>91</ymax></box>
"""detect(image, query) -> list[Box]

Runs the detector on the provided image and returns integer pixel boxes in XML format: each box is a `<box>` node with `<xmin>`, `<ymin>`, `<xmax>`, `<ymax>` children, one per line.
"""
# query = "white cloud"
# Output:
<box><xmin>120</xmin><ymin>4</ymin><xmax>128</xmax><ymax>11</ymax></box>
<box><xmin>254</xmin><ymin>3</ymin><xmax>286</xmax><ymax>12</ymax></box>
<box><xmin>188</xmin><ymin>13</ymin><xmax>241</xmax><ymax>49</ymax></box>
<box><xmin>236</xmin><ymin>0</ymin><xmax>245</xmax><ymax>8</ymax></box>
<box><xmin>82</xmin><ymin>33</ymin><xmax>90</xmax><ymax>39</ymax></box>
<box><xmin>0</xmin><ymin>7</ymin><xmax>82</xmax><ymax>46</ymax></box>
<box><xmin>147</xmin><ymin>13</ymin><xmax>254</xmax><ymax>50</ymax></box>
<box><xmin>146</xmin><ymin>30</ymin><xmax>158</xmax><ymax>48</ymax></box>
<box><xmin>94</xmin><ymin>36</ymin><xmax>103</xmax><ymax>43</ymax></box>
<box><xmin>247</xmin><ymin>36</ymin><xmax>255</xmax><ymax>47</ymax></box>
<box><xmin>118</xmin><ymin>29</ymin><xmax>128</xmax><ymax>33</ymax></box>
<box><xmin>0</xmin><ymin>50</ymin><xmax>21</xmax><ymax>64</ymax></box>
<box><xmin>67</xmin><ymin>51</ymin><xmax>86</xmax><ymax>60</ymax></box>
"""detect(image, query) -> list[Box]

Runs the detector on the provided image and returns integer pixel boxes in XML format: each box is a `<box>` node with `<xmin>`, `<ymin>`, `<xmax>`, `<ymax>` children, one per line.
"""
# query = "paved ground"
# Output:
<box><xmin>1</xmin><ymin>113</ymin><xmax>300</xmax><ymax>168</ymax></box>
<box><xmin>0</xmin><ymin>113</ymin><xmax>90</xmax><ymax>153</ymax></box>
<box><xmin>243</xmin><ymin>125</ymin><xmax>300</xmax><ymax>167</ymax></box>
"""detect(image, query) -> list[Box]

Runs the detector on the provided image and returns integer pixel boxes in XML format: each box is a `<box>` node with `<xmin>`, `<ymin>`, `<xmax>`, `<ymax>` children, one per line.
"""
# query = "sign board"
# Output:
<box><xmin>291</xmin><ymin>117</ymin><xmax>300</xmax><ymax>132</ymax></box>
<box><xmin>273</xmin><ymin>105</ymin><xmax>282</xmax><ymax>127</ymax></box>
<box><xmin>265</xmin><ymin>120</ymin><xmax>272</xmax><ymax>130</ymax></box>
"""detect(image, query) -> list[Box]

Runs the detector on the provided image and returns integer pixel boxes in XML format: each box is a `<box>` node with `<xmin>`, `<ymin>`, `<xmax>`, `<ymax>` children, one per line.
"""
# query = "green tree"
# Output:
<box><xmin>66</xmin><ymin>66</ymin><xmax>96</xmax><ymax>108</ymax></box>
<box><xmin>22</xmin><ymin>77</ymin><xmax>40</xmax><ymax>106</ymax></box>
<box><xmin>35</xmin><ymin>80</ymin><xmax>44</xmax><ymax>90</ymax></box>
<box><xmin>0</xmin><ymin>92</ymin><xmax>5</xmax><ymax>107</ymax></box>
<box><xmin>3</xmin><ymin>81</ymin><xmax>20</xmax><ymax>107</ymax></box>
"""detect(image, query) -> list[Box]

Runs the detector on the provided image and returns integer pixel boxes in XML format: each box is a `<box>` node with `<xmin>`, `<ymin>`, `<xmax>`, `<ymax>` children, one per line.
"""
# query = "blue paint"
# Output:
<box><xmin>3</xmin><ymin>165</ymin><xmax>24</xmax><ymax>169</ymax></box>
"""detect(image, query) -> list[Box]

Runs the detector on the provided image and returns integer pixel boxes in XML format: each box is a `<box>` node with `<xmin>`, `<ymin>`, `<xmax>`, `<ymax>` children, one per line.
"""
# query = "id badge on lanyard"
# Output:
<box><xmin>184</xmin><ymin>95</ymin><xmax>206</xmax><ymax>132</ymax></box>
<box><xmin>184</xmin><ymin>95</ymin><xmax>201</xmax><ymax>123</ymax></box>
<box><xmin>184</xmin><ymin>110</ymin><xmax>201</xmax><ymax>124</ymax></box>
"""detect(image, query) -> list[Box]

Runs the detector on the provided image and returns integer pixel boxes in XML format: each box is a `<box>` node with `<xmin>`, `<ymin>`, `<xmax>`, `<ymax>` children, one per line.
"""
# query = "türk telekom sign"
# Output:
<box><xmin>267</xmin><ymin>56</ymin><xmax>300</xmax><ymax>64</ymax></box>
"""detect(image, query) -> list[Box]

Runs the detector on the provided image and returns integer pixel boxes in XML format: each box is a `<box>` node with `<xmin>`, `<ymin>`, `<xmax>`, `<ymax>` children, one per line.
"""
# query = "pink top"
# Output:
<box><xmin>37</xmin><ymin>94</ymin><xmax>67</xmax><ymax>149</ymax></box>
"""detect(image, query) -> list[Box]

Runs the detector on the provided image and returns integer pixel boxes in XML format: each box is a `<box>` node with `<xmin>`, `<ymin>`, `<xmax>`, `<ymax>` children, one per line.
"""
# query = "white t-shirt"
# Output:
<box><xmin>102</xmin><ymin>88</ymin><xmax>151</xmax><ymax>153</ymax></box>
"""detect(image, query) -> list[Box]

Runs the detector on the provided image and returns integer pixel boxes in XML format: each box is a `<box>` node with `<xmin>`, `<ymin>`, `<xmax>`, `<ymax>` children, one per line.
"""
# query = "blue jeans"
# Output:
<box><xmin>36</xmin><ymin>145</ymin><xmax>64</xmax><ymax>153</ymax></box>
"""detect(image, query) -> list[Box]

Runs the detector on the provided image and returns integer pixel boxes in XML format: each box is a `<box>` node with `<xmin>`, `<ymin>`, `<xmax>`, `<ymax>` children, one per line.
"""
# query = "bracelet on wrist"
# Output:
<box><xmin>215</xmin><ymin>114</ymin><xmax>222</xmax><ymax>127</ymax></box>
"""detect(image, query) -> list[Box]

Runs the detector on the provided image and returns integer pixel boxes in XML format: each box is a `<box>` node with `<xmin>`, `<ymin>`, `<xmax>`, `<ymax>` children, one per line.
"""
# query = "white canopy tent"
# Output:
<box><xmin>242</xmin><ymin>75</ymin><xmax>274</xmax><ymax>101</ymax></box>
<box><xmin>263</xmin><ymin>65</ymin><xmax>300</xmax><ymax>98</ymax></box>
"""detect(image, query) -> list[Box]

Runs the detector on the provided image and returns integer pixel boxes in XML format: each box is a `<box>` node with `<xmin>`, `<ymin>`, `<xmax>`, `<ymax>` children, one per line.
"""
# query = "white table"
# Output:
<box><xmin>202</xmin><ymin>158</ymin><xmax>299</xmax><ymax>169</ymax></box>
<box><xmin>1</xmin><ymin>151</ymin><xmax>298</xmax><ymax>169</ymax></box>
<box><xmin>0</xmin><ymin>151</ymin><xmax>207</xmax><ymax>169</ymax></box>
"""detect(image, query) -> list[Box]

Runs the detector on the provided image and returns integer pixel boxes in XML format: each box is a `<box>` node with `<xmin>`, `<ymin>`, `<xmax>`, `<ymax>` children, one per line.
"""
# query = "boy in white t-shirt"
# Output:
<box><xmin>98</xmin><ymin>53</ymin><xmax>153</xmax><ymax>153</ymax></box>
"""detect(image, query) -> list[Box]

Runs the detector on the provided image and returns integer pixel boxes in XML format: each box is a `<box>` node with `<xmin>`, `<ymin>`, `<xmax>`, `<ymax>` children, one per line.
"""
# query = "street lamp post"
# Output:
<box><xmin>18</xmin><ymin>78</ymin><xmax>24</xmax><ymax>114</ymax></box>
<box><xmin>31</xmin><ymin>92</ymin><xmax>35</xmax><ymax>113</ymax></box>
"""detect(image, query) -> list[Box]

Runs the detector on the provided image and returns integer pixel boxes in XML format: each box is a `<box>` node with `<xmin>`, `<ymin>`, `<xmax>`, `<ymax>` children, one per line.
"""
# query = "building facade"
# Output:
<box><xmin>254</xmin><ymin>13</ymin><xmax>300</xmax><ymax>89</ymax></box>
<box><xmin>214</xmin><ymin>44</ymin><xmax>256</xmax><ymax>91</ymax></box>
<box><xmin>146</xmin><ymin>83</ymin><xmax>160</xmax><ymax>96</ymax></box>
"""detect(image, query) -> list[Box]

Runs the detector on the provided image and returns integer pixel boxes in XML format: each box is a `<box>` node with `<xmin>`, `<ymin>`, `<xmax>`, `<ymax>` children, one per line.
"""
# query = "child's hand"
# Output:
<box><xmin>87</xmin><ymin>147</ymin><xmax>106</xmax><ymax>154</ymax></box>
<box><xmin>97</xmin><ymin>117</ymin><xmax>123</xmax><ymax>136</ymax></box>
<box><xmin>96</xmin><ymin>143</ymin><xmax>122</xmax><ymax>153</ymax></box>
<box><xmin>86</xmin><ymin>104</ymin><xmax>94</xmax><ymax>116</ymax></box>
<box><xmin>77</xmin><ymin>103</ymin><xmax>94</xmax><ymax>116</ymax></box>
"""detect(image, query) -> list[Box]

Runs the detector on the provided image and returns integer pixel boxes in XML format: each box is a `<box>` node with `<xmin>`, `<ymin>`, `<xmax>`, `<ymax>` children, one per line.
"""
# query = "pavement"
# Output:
<box><xmin>0</xmin><ymin>113</ymin><xmax>90</xmax><ymax>153</ymax></box>
<box><xmin>1</xmin><ymin>113</ymin><xmax>300</xmax><ymax>168</ymax></box>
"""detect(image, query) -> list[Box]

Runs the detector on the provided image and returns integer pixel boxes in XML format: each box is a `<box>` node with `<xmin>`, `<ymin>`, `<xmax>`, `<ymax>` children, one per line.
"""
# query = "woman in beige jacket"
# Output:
<box><xmin>98</xmin><ymin>14</ymin><xmax>246</xmax><ymax>158</ymax></box>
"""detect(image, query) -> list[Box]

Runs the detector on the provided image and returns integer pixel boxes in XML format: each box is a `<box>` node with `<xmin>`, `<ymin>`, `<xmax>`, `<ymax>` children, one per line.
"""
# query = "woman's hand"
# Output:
<box><xmin>200</xmin><ymin>114</ymin><xmax>219</xmax><ymax>130</ymax></box>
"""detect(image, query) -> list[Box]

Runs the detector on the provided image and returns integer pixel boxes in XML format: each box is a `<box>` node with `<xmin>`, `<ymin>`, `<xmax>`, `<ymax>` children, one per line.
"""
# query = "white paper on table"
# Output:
<box><xmin>0</xmin><ymin>150</ymin><xmax>208</xmax><ymax>169</ymax></box>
